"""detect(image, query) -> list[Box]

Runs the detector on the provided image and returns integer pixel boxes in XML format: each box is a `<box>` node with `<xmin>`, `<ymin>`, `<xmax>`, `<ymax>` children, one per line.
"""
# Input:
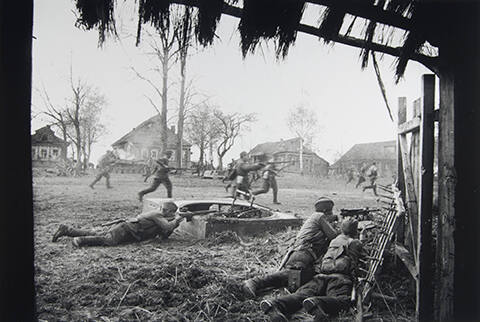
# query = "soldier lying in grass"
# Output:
<box><xmin>51</xmin><ymin>201</ymin><xmax>186</xmax><ymax>247</ymax></box>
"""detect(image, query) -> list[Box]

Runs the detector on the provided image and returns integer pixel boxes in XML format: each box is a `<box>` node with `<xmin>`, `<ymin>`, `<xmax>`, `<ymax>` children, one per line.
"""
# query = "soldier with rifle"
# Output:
<box><xmin>232</xmin><ymin>151</ymin><xmax>265</xmax><ymax>200</ymax></box>
<box><xmin>89</xmin><ymin>150</ymin><xmax>119</xmax><ymax>189</ymax></box>
<box><xmin>252</xmin><ymin>157</ymin><xmax>293</xmax><ymax>204</ymax></box>
<box><xmin>242</xmin><ymin>197</ymin><xmax>339</xmax><ymax>298</ymax></box>
<box><xmin>138</xmin><ymin>151</ymin><xmax>177</xmax><ymax>201</ymax></box>
<box><xmin>51</xmin><ymin>201</ymin><xmax>187</xmax><ymax>247</ymax></box>
<box><xmin>260</xmin><ymin>218</ymin><xmax>367</xmax><ymax>322</ymax></box>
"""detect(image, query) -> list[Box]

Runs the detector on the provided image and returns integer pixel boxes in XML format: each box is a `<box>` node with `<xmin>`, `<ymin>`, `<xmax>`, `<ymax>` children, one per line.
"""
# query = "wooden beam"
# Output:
<box><xmin>398</xmin><ymin>116</ymin><xmax>421</xmax><ymax>134</ymax></box>
<box><xmin>395</xmin><ymin>243</ymin><xmax>418</xmax><ymax>280</ymax></box>
<box><xmin>398</xmin><ymin>134</ymin><xmax>419</xmax><ymax>260</ymax></box>
<box><xmin>417</xmin><ymin>74</ymin><xmax>435</xmax><ymax>321</ymax></box>
<box><xmin>396</xmin><ymin>97</ymin><xmax>407</xmax><ymax>244</ymax></box>
<box><xmin>168</xmin><ymin>0</ymin><xmax>439</xmax><ymax>71</ymax></box>
<box><xmin>435</xmin><ymin>72</ymin><xmax>455</xmax><ymax>321</ymax></box>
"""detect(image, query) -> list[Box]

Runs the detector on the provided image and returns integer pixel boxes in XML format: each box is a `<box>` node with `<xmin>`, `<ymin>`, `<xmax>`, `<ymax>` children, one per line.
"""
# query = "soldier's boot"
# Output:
<box><xmin>303</xmin><ymin>297</ymin><xmax>328</xmax><ymax>321</ymax></box>
<box><xmin>242</xmin><ymin>279</ymin><xmax>259</xmax><ymax>298</ymax></box>
<box><xmin>260</xmin><ymin>300</ymin><xmax>288</xmax><ymax>322</ymax></box>
<box><xmin>89</xmin><ymin>176</ymin><xmax>101</xmax><ymax>189</ymax></box>
<box><xmin>72</xmin><ymin>236</ymin><xmax>107</xmax><ymax>247</ymax></box>
<box><xmin>106</xmin><ymin>176</ymin><xmax>112</xmax><ymax>189</ymax></box>
<box><xmin>52</xmin><ymin>224</ymin><xmax>69</xmax><ymax>242</ymax></box>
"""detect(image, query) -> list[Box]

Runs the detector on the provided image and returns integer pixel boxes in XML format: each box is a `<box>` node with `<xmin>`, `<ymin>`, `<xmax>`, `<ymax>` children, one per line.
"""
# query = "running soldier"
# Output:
<box><xmin>362</xmin><ymin>162</ymin><xmax>379</xmax><ymax>196</ymax></box>
<box><xmin>51</xmin><ymin>202</ymin><xmax>186</xmax><ymax>247</ymax></box>
<box><xmin>355</xmin><ymin>162</ymin><xmax>369</xmax><ymax>189</ymax></box>
<box><xmin>345</xmin><ymin>167</ymin><xmax>355</xmax><ymax>185</ymax></box>
<box><xmin>233</xmin><ymin>151</ymin><xmax>265</xmax><ymax>199</ymax></box>
<box><xmin>242</xmin><ymin>197</ymin><xmax>339</xmax><ymax>298</ymax></box>
<box><xmin>138</xmin><ymin>151</ymin><xmax>173</xmax><ymax>201</ymax></box>
<box><xmin>260</xmin><ymin>218</ymin><xmax>366</xmax><ymax>321</ymax></box>
<box><xmin>252</xmin><ymin>157</ymin><xmax>291</xmax><ymax>204</ymax></box>
<box><xmin>89</xmin><ymin>150</ymin><xmax>119</xmax><ymax>189</ymax></box>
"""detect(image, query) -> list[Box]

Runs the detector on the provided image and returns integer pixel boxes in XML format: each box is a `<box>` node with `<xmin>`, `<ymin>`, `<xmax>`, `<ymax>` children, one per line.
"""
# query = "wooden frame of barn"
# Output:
<box><xmin>2</xmin><ymin>1</ymin><xmax>479</xmax><ymax>320</ymax></box>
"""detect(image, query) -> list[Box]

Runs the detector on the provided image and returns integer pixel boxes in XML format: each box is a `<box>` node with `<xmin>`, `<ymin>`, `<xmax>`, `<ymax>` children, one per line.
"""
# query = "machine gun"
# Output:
<box><xmin>177</xmin><ymin>209</ymin><xmax>219</xmax><ymax>222</ymax></box>
<box><xmin>266</xmin><ymin>160</ymin><xmax>295</xmax><ymax>165</ymax></box>
<box><xmin>340</xmin><ymin>207</ymin><xmax>381</xmax><ymax>221</ymax></box>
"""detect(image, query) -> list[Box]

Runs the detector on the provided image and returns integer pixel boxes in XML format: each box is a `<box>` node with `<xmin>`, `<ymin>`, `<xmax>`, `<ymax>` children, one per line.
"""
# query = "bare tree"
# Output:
<box><xmin>213</xmin><ymin>109</ymin><xmax>256</xmax><ymax>170</ymax></box>
<box><xmin>38</xmin><ymin>85</ymin><xmax>70</xmax><ymax>150</ymax></box>
<box><xmin>286</xmin><ymin>105</ymin><xmax>319</xmax><ymax>173</ymax></box>
<box><xmin>186</xmin><ymin>104</ymin><xmax>220</xmax><ymax>171</ymax></box>
<box><xmin>80</xmin><ymin>99</ymin><xmax>107</xmax><ymax>170</ymax></box>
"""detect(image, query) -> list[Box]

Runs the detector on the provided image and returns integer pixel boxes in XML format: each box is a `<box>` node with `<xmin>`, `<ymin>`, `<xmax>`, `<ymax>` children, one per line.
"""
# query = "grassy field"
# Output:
<box><xmin>33</xmin><ymin>172</ymin><xmax>414</xmax><ymax>321</ymax></box>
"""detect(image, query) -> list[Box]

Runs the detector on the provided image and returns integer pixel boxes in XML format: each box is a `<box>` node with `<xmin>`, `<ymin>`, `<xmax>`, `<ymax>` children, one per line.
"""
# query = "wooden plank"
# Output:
<box><xmin>411</xmin><ymin>101</ymin><xmax>421</xmax><ymax>203</ymax></box>
<box><xmin>398</xmin><ymin>134</ymin><xmax>418</xmax><ymax>260</ymax></box>
<box><xmin>398</xmin><ymin>116</ymin><xmax>421</xmax><ymax>134</ymax></box>
<box><xmin>396</xmin><ymin>97</ymin><xmax>406</xmax><ymax>244</ymax></box>
<box><xmin>395</xmin><ymin>243</ymin><xmax>418</xmax><ymax>280</ymax></box>
<box><xmin>417</xmin><ymin>74</ymin><xmax>435</xmax><ymax>321</ymax></box>
<box><xmin>435</xmin><ymin>73</ymin><xmax>455</xmax><ymax>321</ymax></box>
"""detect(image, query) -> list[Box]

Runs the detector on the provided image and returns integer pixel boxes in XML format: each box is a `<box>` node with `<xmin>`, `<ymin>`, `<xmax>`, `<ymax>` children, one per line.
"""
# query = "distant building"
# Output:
<box><xmin>249</xmin><ymin>138</ymin><xmax>330</xmax><ymax>177</ymax></box>
<box><xmin>111</xmin><ymin>115</ymin><xmax>192</xmax><ymax>173</ymax></box>
<box><xmin>31</xmin><ymin>125</ymin><xmax>69</xmax><ymax>168</ymax></box>
<box><xmin>331</xmin><ymin>140</ymin><xmax>397</xmax><ymax>177</ymax></box>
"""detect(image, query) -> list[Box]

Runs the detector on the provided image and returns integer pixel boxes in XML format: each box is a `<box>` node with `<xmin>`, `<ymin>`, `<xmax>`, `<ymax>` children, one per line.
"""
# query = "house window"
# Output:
<box><xmin>32</xmin><ymin>147</ymin><xmax>37</xmax><ymax>160</ymax></box>
<box><xmin>51</xmin><ymin>148</ymin><xmax>59</xmax><ymax>159</ymax></box>
<box><xmin>151</xmin><ymin>150</ymin><xmax>158</xmax><ymax>159</ymax></box>
<box><xmin>40</xmin><ymin>148</ymin><xmax>48</xmax><ymax>159</ymax></box>
<box><xmin>142</xmin><ymin>149</ymin><xmax>149</xmax><ymax>159</ymax></box>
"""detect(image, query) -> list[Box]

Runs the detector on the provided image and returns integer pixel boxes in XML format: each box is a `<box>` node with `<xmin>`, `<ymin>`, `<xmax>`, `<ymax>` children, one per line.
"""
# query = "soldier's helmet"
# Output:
<box><xmin>161</xmin><ymin>201</ymin><xmax>178</xmax><ymax>214</ymax></box>
<box><xmin>164</xmin><ymin>151</ymin><xmax>173</xmax><ymax>158</ymax></box>
<box><xmin>240</xmin><ymin>151</ymin><xmax>248</xmax><ymax>159</ymax></box>
<box><xmin>341</xmin><ymin>218</ymin><xmax>359</xmax><ymax>237</ymax></box>
<box><xmin>314</xmin><ymin>197</ymin><xmax>334</xmax><ymax>213</ymax></box>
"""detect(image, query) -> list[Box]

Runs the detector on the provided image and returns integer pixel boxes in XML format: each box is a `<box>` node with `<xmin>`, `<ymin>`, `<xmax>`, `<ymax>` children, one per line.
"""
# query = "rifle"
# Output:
<box><xmin>178</xmin><ymin>209</ymin><xmax>218</xmax><ymax>221</ymax></box>
<box><xmin>266</xmin><ymin>161</ymin><xmax>295</xmax><ymax>165</ymax></box>
<box><xmin>101</xmin><ymin>218</ymin><xmax>125</xmax><ymax>227</ymax></box>
<box><xmin>340</xmin><ymin>208</ymin><xmax>381</xmax><ymax>221</ymax></box>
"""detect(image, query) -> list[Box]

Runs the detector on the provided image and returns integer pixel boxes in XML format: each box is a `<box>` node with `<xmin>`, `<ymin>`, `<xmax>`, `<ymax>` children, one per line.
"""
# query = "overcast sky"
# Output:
<box><xmin>31</xmin><ymin>1</ymin><xmax>432</xmax><ymax>165</ymax></box>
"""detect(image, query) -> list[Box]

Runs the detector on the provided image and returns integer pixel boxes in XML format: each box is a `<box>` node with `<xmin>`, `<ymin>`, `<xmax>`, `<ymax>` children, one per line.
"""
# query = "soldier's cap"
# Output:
<box><xmin>161</xmin><ymin>201</ymin><xmax>178</xmax><ymax>213</ymax></box>
<box><xmin>314</xmin><ymin>197</ymin><xmax>334</xmax><ymax>212</ymax></box>
<box><xmin>164</xmin><ymin>151</ymin><xmax>173</xmax><ymax>156</ymax></box>
<box><xmin>240</xmin><ymin>151</ymin><xmax>248</xmax><ymax>158</ymax></box>
<box><xmin>341</xmin><ymin>218</ymin><xmax>359</xmax><ymax>236</ymax></box>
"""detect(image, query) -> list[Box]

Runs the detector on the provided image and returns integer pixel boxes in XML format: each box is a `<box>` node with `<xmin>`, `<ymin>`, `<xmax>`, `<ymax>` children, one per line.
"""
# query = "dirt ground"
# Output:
<box><xmin>33</xmin><ymin>172</ymin><xmax>414</xmax><ymax>321</ymax></box>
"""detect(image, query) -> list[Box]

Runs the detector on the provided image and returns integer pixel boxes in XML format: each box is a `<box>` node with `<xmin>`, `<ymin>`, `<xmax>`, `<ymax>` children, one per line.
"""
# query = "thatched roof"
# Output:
<box><xmin>112</xmin><ymin>114</ymin><xmax>191</xmax><ymax>148</ymax></box>
<box><xmin>31</xmin><ymin>126</ymin><xmax>69</xmax><ymax>146</ymax></box>
<box><xmin>332</xmin><ymin>140</ymin><xmax>396</xmax><ymax>167</ymax></box>
<box><xmin>73</xmin><ymin>0</ymin><xmax>448</xmax><ymax>80</ymax></box>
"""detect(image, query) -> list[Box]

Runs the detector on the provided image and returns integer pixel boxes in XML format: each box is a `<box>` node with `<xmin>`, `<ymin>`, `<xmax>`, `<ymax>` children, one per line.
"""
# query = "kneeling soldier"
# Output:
<box><xmin>51</xmin><ymin>202</ymin><xmax>184</xmax><ymax>247</ymax></box>
<box><xmin>260</xmin><ymin>218</ymin><xmax>366</xmax><ymax>321</ymax></box>
<box><xmin>242</xmin><ymin>197</ymin><xmax>339</xmax><ymax>298</ymax></box>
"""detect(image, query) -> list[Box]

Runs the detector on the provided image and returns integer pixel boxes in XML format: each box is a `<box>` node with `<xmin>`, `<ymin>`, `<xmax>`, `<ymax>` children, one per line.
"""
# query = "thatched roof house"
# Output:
<box><xmin>112</xmin><ymin>114</ymin><xmax>192</xmax><ymax>166</ymax></box>
<box><xmin>31</xmin><ymin>125</ymin><xmax>69</xmax><ymax>168</ymax></box>
<box><xmin>331</xmin><ymin>140</ymin><xmax>396</xmax><ymax>177</ymax></box>
<box><xmin>249</xmin><ymin>138</ymin><xmax>329</xmax><ymax>177</ymax></box>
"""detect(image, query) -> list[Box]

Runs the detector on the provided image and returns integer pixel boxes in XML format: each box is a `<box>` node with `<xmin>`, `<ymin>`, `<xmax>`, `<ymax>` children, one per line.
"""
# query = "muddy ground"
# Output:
<box><xmin>33</xmin><ymin>172</ymin><xmax>414</xmax><ymax>321</ymax></box>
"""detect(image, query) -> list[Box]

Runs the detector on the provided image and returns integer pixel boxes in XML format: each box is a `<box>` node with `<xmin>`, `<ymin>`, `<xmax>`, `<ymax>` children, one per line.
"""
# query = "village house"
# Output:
<box><xmin>331</xmin><ymin>140</ymin><xmax>397</xmax><ymax>177</ymax></box>
<box><xmin>111</xmin><ymin>114</ymin><xmax>192</xmax><ymax>173</ymax></box>
<box><xmin>31</xmin><ymin>125</ymin><xmax>69</xmax><ymax>168</ymax></box>
<box><xmin>249</xmin><ymin>138</ymin><xmax>329</xmax><ymax>177</ymax></box>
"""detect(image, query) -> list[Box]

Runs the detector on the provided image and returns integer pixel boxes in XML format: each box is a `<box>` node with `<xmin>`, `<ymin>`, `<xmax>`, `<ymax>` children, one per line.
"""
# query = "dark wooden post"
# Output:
<box><xmin>417</xmin><ymin>74</ymin><xmax>435</xmax><ymax>321</ymax></box>
<box><xmin>396</xmin><ymin>97</ymin><xmax>407</xmax><ymax>243</ymax></box>
<box><xmin>0</xmin><ymin>0</ymin><xmax>35</xmax><ymax>320</ymax></box>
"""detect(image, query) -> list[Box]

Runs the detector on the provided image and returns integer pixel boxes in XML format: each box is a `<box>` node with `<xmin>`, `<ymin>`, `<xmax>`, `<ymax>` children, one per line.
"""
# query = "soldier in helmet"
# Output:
<box><xmin>232</xmin><ymin>151</ymin><xmax>265</xmax><ymax>199</ymax></box>
<box><xmin>260</xmin><ymin>218</ymin><xmax>366</xmax><ymax>322</ymax></box>
<box><xmin>138</xmin><ymin>151</ymin><xmax>173</xmax><ymax>201</ymax></box>
<box><xmin>51</xmin><ymin>202</ymin><xmax>187</xmax><ymax>247</ymax></box>
<box><xmin>89</xmin><ymin>150</ymin><xmax>119</xmax><ymax>189</ymax></box>
<box><xmin>242</xmin><ymin>197</ymin><xmax>339</xmax><ymax>298</ymax></box>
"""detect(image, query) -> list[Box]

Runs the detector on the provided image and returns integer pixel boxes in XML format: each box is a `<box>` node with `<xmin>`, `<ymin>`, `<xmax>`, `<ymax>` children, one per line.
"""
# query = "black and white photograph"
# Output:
<box><xmin>1</xmin><ymin>1</ymin><xmax>479</xmax><ymax>321</ymax></box>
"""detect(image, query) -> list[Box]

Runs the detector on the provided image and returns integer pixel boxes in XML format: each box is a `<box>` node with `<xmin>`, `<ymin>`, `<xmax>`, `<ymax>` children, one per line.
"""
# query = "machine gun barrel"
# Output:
<box><xmin>266</xmin><ymin>161</ymin><xmax>294</xmax><ymax>165</ymax></box>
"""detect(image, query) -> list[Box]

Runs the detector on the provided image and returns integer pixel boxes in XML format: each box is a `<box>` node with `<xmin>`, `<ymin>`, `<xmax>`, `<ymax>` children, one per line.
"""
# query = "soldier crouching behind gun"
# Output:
<box><xmin>51</xmin><ymin>202</ymin><xmax>185</xmax><ymax>247</ymax></box>
<box><xmin>260</xmin><ymin>218</ymin><xmax>366</xmax><ymax>322</ymax></box>
<box><xmin>242</xmin><ymin>197</ymin><xmax>339</xmax><ymax>298</ymax></box>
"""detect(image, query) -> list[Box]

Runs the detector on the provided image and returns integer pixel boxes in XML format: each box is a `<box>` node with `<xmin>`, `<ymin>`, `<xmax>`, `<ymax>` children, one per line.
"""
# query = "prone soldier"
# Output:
<box><xmin>51</xmin><ymin>201</ymin><xmax>186</xmax><ymax>247</ymax></box>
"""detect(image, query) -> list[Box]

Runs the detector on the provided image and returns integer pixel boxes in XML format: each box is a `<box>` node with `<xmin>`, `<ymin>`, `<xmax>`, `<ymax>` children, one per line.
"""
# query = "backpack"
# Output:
<box><xmin>320</xmin><ymin>235</ymin><xmax>354</xmax><ymax>275</ymax></box>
